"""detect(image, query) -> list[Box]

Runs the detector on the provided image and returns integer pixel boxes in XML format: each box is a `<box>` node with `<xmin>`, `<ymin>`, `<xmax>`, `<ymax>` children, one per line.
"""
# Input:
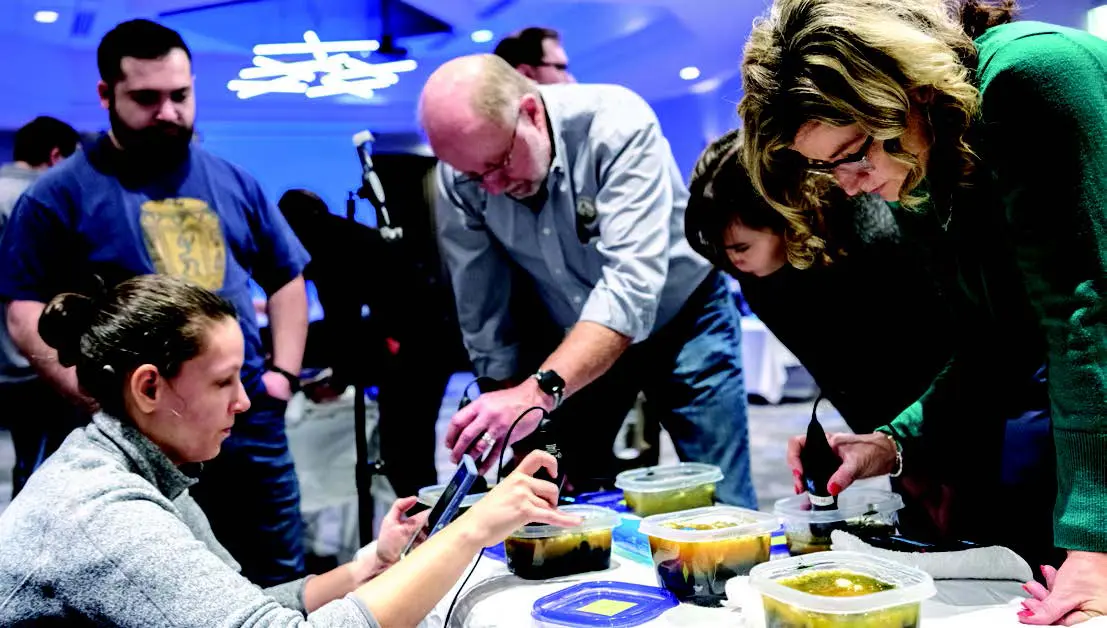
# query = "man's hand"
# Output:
<box><xmin>444</xmin><ymin>377</ymin><xmax>555</xmax><ymax>473</ymax></box>
<box><xmin>8</xmin><ymin>300</ymin><xmax>99</xmax><ymax>414</ymax></box>
<box><xmin>261</xmin><ymin>370</ymin><xmax>293</xmax><ymax>402</ymax></box>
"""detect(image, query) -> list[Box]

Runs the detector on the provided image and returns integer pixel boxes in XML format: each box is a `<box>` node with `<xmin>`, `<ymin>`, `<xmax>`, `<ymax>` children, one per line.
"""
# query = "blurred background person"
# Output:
<box><xmin>494</xmin><ymin>27</ymin><xmax>575</xmax><ymax>84</ymax></box>
<box><xmin>0</xmin><ymin>115</ymin><xmax>83</xmax><ymax>498</ymax></box>
<box><xmin>277</xmin><ymin>186</ymin><xmax>471</xmax><ymax>500</ymax></box>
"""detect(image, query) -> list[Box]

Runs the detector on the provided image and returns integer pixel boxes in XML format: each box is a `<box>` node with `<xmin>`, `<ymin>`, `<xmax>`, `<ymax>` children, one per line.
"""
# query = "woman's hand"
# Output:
<box><xmin>375</xmin><ymin>496</ymin><xmax>428</xmax><ymax>565</ymax></box>
<box><xmin>787</xmin><ymin>432</ymin><xmax>898</xmax><ymax>495</ymax></box>
<box><xmin>454</xmin><ymin>450</ymin><xmax>582</xmax><ymax>547</ymax></box>
<box><xmin>347</xmin><ymin>497</ymin><xmax>428</xmax><ymax>586</ymax></box>
<box><xmin>1020</xmin><ymin>551</ymin><xmax>1107</xmax><ymax>625</ymax></box>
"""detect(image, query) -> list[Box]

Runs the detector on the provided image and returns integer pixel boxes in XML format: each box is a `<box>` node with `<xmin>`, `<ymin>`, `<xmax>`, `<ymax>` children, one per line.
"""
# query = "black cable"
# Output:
<box><xmin>442</xmin><ymin>405</ymin><xmax>551</xmax><ymax>626</ymax></box>
<box><xmin>811</xmin><ymin>391</ymin><xmax>826</xmax><ymax>423</ymax></box>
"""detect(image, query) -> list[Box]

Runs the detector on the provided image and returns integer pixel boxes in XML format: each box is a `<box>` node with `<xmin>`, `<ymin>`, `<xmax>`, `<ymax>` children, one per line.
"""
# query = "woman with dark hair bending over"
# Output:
<box><xmin>0</xmin><ymin>275</ymin><xmax>580</xmax><ymax>626</ymax></box>
<box><xmin>739</xmin><ymin>0</ymin><xmax>1107</xmax><ymax>623</ymax></box>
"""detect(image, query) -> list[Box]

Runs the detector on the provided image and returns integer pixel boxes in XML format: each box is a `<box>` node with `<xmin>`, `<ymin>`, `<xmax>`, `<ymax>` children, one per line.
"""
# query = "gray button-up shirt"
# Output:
<box><xmin>436</xmin><ymin>83</ymin><xmax>711</xmax><ymax>379</ymax></box>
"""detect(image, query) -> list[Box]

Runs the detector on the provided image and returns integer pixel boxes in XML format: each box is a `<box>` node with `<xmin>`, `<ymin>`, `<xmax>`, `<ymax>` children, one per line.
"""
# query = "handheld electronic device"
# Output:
<box><xmin>400</xmin><ymin>453</ymin><xmax>479</xmax><ymax>558</ymax></box>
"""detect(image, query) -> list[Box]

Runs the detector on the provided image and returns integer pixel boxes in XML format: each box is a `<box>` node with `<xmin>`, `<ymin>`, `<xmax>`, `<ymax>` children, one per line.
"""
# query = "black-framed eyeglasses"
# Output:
<box><xmin>806</xmin><ymin>136</ymin><xmax>876</xmax><ymax>174</ymax></box>
<box><xmin>457</xmin><ymin>109</ymin><xmax>521</xmax><ymax>185</ymax></box>
<box><xmin>536</xmin><ymin>61</ymin><xmax>569</xmax><ymax>71</ymax></box>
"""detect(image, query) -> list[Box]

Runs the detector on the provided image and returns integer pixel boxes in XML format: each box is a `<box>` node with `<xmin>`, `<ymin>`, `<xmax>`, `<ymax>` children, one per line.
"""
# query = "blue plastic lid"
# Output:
<box><xmin>569</xmin><ymin>490</ymin><xmax>631</xmax><ymax>513</ymax></box>
<box><xmin>532</xmin><ymin>581</ymin><xmax>678</xmax><ymax>627</ymax></box>
<box><xmin>483</xmin><ymin>542</ymin><xmax>506</xmax><ymax>563</ymax></box>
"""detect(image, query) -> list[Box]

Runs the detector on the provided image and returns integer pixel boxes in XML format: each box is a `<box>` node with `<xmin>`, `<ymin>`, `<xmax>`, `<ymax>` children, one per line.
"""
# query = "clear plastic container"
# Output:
<box><xmin>638</xmin><ymin>505</ymin><xmax>779</xmax><ymax>607</ymax></box>
<box><xmin>749</xmin><ymin>551</ymin><xmax>936</xmax><ymax>627</ymax></box>
<box><xmin>416</xmin><ymin>483</ymin><xmax>486</xmax><ymax>516</ymax></box>
<box><xmin>614</xmin><ymin>463</ymin><xmax>723</xmax><ymax>517</ymax></box>
<box><xmin>774</xmin><ymin>488</ymin><xmax>903</xmax><ymax>555</ymax></box>
<box><xmin>505</xmin><ymin>505</ymin><xmax>620</xmax><ymax>580</ymax></box>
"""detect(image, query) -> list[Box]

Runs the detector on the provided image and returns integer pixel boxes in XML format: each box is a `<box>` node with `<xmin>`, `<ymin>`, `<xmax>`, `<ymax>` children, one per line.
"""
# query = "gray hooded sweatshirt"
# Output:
<box><xmin>0</xmin><ymin>412</ymin><xmax>380</xmax><ymax>627</ymax></box>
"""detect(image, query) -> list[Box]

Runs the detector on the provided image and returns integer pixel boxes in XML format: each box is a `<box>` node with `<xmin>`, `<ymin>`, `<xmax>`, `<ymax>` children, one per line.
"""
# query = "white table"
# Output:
<box><xmin>421</xmin><ymin>552</ymin><xmax>1100</xmax><ymax>628</ymax></box>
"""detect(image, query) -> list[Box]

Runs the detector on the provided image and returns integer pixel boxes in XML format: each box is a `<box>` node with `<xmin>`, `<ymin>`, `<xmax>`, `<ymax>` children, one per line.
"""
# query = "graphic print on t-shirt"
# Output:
<box><xmin>140</xmin><ymin>198</ymin><xmax>227</xmax><ymax>291</ymax></box>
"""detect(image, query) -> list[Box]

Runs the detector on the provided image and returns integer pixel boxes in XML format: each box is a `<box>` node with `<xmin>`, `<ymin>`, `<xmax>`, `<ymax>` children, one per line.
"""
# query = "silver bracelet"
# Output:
<box><xmin>883</xmin><ymin>432</ymin><xmax>903</xmax><ymax>478</ymax></box>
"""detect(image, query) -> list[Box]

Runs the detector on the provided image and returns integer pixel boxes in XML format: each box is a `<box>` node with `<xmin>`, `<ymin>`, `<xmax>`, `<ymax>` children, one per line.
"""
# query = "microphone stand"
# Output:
<box><xmin>347</xmin><ymin>139</ymin><xmax>403</xmax><ymax>546</ymax></box>
<box><xmin>346</xmin><ymin>192</ymin><xmax>376</xmax><ymax>547</ymax></box>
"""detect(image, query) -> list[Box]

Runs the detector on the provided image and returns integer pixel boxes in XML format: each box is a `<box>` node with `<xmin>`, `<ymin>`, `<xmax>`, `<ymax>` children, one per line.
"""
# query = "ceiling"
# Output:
<box><xmin>0</xmin><ymin>0</ymin><xmax>1097</xmax><ymax>133</ymax></box>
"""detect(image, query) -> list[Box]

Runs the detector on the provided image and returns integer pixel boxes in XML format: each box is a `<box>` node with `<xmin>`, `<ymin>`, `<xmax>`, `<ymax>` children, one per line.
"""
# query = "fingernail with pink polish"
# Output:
<box><xmin>1018</xmin><ymin>609</ymin><xmax>1033</xmax><ymax>619</ymax></box>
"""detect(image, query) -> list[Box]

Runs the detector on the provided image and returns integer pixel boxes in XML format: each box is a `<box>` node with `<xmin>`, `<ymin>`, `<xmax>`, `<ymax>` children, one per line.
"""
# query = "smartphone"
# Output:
<box><xmin>400</xmin><ymin>454</ymin><xmax>479</xmax><ymax>558</ymax></box>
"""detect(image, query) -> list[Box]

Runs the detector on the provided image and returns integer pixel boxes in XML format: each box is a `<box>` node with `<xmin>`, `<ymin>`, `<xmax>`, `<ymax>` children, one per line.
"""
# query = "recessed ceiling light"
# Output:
<box><xmin>34</xmin><ymin>10</ymin><xmax>59</xmax><ymax>24</ymax></box>
<box><xmin>679</xmin><ymin>66</ymin><xmax>701</xmax><ymax>81</ymax></box>
<box><xmin>471</xmin><ymin>30</ymin><xmax>494</xmax><ymax>44</ymax></box>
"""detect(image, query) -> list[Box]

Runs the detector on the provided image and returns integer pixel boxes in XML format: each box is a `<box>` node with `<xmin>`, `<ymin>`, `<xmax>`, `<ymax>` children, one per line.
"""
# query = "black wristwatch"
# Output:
<box><xmin>532</xmin><ymin>369</ymin><xmax>565</xmax><ymax>408</ymax></box>
<box><xmin>268</xmin><ymin>364</ymin><xmax>302</xmax><ymax>393</ymax></box>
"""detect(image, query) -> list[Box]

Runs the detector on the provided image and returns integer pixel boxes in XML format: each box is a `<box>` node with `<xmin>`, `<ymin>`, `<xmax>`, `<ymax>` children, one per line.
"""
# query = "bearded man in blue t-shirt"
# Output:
<box><xmin>0</xmin><ymin>19</ymin><xmax>311</xmax><ymax>586</ymax></box>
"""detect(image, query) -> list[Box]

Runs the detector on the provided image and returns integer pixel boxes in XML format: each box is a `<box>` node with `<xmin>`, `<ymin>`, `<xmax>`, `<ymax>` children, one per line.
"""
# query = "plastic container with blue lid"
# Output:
<box><xmin>532</xmin><ymin>581</ymin><xmax>679</xmax><ymax>627</ymax></box>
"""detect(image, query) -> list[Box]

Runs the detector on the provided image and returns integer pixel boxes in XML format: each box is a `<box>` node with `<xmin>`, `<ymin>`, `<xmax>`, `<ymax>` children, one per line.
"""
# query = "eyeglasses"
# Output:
<box><xmin>536</xmin><ymin>61</ymin><xmax>569</xmax><ymax>71</ymax></box>
<box><xmin>458</xmin><ymin>109</ymin><xmax>521</xmax><ymax>185</ymax></box>
<box><xmin>806</xmin><ymin>136</ymin><xmax>876</xmax><ymax>175</ymax></box>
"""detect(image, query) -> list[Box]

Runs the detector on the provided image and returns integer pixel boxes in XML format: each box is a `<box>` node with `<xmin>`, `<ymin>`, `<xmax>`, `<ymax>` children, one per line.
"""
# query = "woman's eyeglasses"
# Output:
<box><xmin>805</xmin><ymin>136</ymin><xmax>875</xmax><ymax>175</ymax></box>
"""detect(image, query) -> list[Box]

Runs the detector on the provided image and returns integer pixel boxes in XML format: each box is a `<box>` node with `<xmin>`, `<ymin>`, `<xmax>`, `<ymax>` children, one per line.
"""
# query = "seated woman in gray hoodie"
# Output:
<box><xmin>0</xmin><ymin>274</ymin><xmax>579</xmax><ymax>627</ymax></box>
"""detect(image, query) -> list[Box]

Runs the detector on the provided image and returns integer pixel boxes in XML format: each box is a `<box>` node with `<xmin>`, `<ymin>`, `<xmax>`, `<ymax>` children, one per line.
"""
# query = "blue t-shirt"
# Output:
<box><xmin>0</xmin><ymin>136</ymin><xmax>310</xmax><ymax>397</ymax></box>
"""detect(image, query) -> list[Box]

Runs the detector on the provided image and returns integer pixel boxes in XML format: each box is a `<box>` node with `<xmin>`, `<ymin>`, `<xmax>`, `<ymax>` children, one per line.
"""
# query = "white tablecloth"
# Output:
<box><xmin>422</xmin><ymin>553</ymin><xmax>1104</xmax><ymax>628</ymax></box>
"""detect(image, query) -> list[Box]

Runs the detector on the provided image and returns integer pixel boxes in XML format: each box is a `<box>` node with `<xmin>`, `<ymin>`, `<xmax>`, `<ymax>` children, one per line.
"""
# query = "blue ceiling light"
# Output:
<box><xmin>471</xmin><ymin>29</ymin><xmax>494</xmax><ymax>44</ymax></box>
<box><xmin>229</xmin><ymin>31</ymin><xmax>417</xmax><ymax>100</ymax></box>
<box><xmin>34</xmin><ymin>10</ymin><xmax>59</xmax><ymax>24</ymax></box>
<box><xmin>679</xmin><ymin>66</ymin><xmax>701</xmax><ymax>81</ymax></box>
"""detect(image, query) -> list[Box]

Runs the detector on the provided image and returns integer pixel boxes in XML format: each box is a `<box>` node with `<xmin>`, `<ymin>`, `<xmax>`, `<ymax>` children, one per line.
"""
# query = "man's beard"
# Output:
<box><xmin>109</xmin><ymin>103</ymin><xmax>194</xmax><ymax>172</ymax></box>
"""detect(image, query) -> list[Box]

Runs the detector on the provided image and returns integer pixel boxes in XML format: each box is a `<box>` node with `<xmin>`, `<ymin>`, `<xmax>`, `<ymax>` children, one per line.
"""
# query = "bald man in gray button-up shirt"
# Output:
<box><xmin>422</xmin><ymin>54</ymin><xmax>754</xmax><ymax>506</ymax></box>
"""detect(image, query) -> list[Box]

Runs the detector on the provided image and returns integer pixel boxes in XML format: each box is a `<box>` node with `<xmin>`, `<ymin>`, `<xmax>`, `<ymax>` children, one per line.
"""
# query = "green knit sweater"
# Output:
<box><xmin>880</xmin><ymin>21</ymin><xmax>1107</xmax><ymax>552</ymax></box>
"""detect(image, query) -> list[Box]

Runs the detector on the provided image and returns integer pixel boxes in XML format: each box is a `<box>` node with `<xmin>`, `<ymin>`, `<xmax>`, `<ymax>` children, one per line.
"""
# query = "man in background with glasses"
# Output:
<box><xmin>494</xmin><ymin>27</ymin><xmax>575</xmax><ymax>85</ymax></box>
<box><xmin>420</xmin><ymin>54</ymin><xmax>756</xmax><ymax>508</ymax></box>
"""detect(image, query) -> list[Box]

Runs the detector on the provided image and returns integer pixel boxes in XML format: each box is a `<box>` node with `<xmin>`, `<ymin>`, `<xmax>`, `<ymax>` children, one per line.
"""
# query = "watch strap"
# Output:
<box><xmin>268</xmin><ymin>364</ymin><xmax>302</xmax><ymax>393</ymax></box>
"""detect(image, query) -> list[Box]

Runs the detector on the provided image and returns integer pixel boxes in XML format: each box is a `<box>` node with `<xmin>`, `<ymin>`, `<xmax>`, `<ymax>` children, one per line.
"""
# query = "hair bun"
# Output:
<box><xmin>39</xmin><ymin>292</ymin><xmax>98</xmax><ymax>368</ymax></box>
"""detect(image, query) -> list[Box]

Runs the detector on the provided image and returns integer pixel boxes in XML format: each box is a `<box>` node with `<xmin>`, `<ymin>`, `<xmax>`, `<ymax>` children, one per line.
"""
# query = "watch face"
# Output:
<box><xmin>537</xmin><ymin>370</ymin><xmax>565</xmax><ymax>394</ymax></box>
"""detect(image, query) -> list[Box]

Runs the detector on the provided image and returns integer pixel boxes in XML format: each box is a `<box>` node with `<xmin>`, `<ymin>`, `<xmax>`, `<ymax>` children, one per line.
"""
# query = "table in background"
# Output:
<box><xmin>741</xmin><ymin>317</ymin><xmax>802</xmax><ymax>404</ymax></box>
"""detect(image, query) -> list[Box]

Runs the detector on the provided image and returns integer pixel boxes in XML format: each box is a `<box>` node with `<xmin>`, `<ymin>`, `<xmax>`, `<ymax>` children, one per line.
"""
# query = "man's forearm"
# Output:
<box><xmin>7</xmin><ymin>300</ymin><xmax>90</xmax><ymax>407</ymax></box>
<box><xmin>266</xmin><ymin>275</ymin><xmax>308</xmax><ymax>374</ymax></box>
<box><xmin>538</xmin><ymin>321</ymin><xmax>631</xmax><ymax>400</ymax></box>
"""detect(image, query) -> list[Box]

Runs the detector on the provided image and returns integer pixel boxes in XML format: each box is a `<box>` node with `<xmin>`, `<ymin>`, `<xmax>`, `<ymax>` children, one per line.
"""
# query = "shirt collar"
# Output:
<box><xmin>89</xmin><ymin>412</ymin><xmax>198</xmax><ymax>500</ymax></box>
<box><xmin>538</xmin><ymin>85</ymin><xmax>569</xmax><ymax>179</ymax></box>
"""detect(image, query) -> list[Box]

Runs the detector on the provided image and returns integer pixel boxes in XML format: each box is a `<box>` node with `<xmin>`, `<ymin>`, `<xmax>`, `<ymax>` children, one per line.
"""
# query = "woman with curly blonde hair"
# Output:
<box><xmin>740</xmin><ymin>0</ymin><xmax>1107</xmax><ymax>624</ymax></box>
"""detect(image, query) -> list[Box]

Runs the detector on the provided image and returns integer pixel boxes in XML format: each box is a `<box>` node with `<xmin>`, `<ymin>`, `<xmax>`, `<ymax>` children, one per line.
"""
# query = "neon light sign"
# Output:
<box><xmin>227</xmin><ymin>30</ymin><xmax>417</xmax><ymax>100</ymax></box>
